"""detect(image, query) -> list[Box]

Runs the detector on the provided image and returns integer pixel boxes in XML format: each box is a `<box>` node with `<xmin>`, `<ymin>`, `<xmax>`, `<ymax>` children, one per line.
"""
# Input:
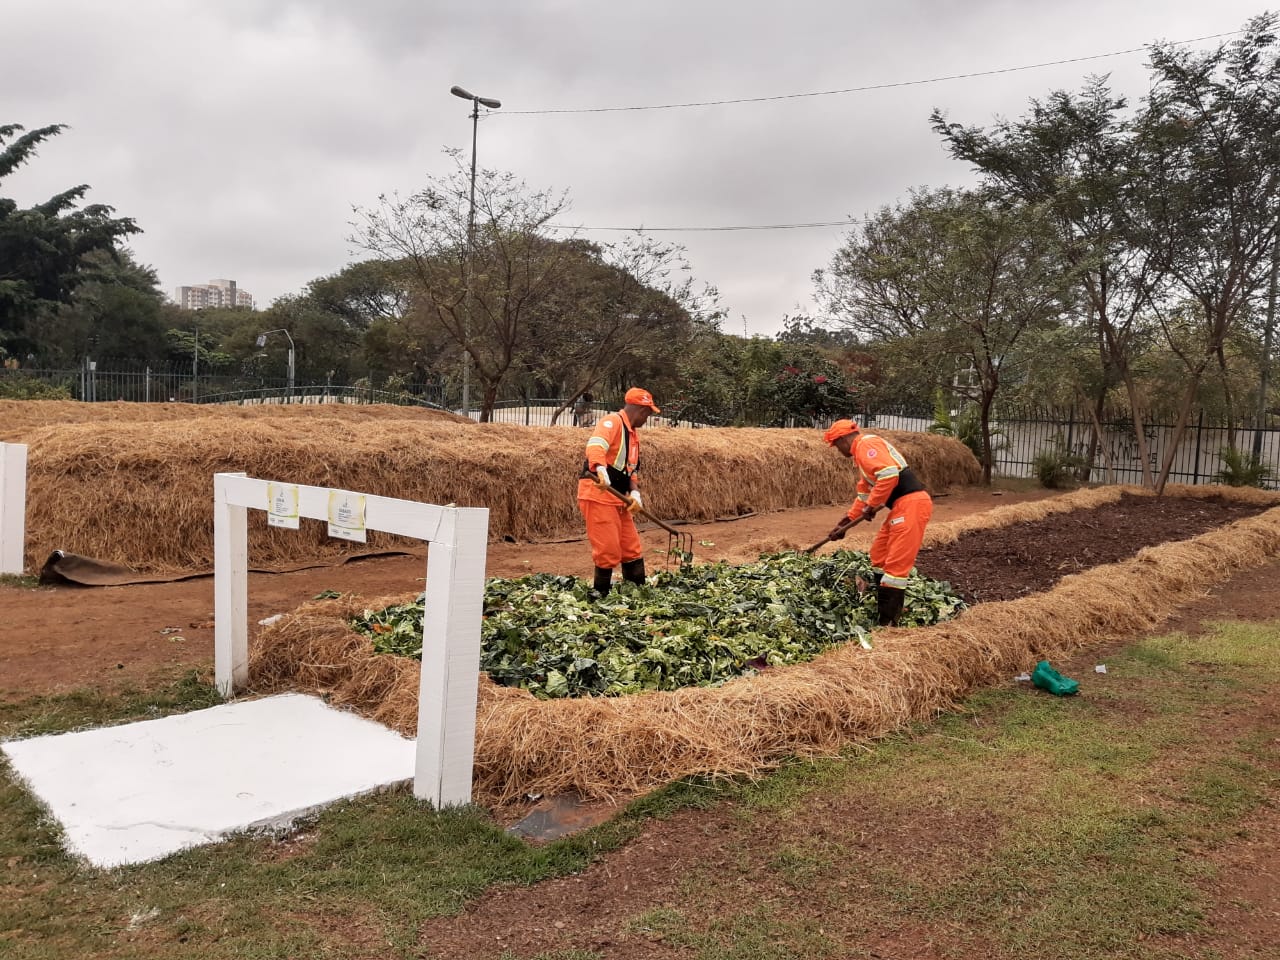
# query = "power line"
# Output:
<box><xmin>502</xmin><ymin>30</ymin><xmax>1243</xmax><ymax>116</ymax></box>
<box><xmin>548</xmin><ymin>219</ymin><xmax>867</xmax><ymax>233</ymax></box>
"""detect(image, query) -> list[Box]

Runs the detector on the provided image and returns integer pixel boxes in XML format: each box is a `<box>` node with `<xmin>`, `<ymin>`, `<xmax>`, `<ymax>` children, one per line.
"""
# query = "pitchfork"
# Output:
<box><xmin>597</xmin><ymin>482</ymin><xmax>695</xmax><ymax>569</ymax></box>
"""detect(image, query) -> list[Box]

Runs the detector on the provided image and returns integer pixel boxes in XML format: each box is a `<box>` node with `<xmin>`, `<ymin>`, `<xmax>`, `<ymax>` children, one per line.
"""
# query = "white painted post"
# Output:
<box><xmin>415</xmin><ymin>506</ymin><xmax>489</xmax><ymax>808</ymax></box>
<box><xmin>214</xmin><ymin>473</ymin><xmax>249</xmax><ymax>696</ymax></box>
<box><xmin>0</xmin><ymin>443</ymin><xmax>28</xmax><ymax>576</ymax></box>
<box><xmin>209</xmin><ymin>471</ymin><xmax>489</xmax><ymax>804</ymax></box>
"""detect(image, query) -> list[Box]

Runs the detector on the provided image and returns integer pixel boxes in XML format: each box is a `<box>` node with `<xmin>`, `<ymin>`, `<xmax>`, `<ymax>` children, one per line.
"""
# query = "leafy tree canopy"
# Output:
<box><xmin>0</xmin><ymin>124</ymin><xmax>140</xmax><ymax>356</ymax></box>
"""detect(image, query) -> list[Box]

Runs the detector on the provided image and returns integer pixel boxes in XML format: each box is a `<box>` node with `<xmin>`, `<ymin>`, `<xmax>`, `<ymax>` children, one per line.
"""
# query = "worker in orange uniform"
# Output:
<box><xmin>821</xmin><ymin>419</ymin><xmax>933</xmax><ymax>626</ymax></box>
<box><xmin>578</xmin><ymin>387</ymin><xmax>661</xmax><ymax>596</ymax></box>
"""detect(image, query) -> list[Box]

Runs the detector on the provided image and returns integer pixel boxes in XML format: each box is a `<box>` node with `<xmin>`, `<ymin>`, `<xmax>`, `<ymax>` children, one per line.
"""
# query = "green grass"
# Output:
<box><xmin>0</xmin><ymin>672</ymin><xmax>716</xmax><ymax>959</ymax></box>
<box><xmin>704</xmin><ymin>621</ymin><xmax>1280</xmax><ymax>960</ymax></box>
<box><xmin>2</xmin><ymin>622</ymin><xmax>1279</xmax><ymax>959</ymax></box>
<box><xmin>0</xmin><ymin>670</ymin><xmax>224</xmax><ymax>738</ymax></box>
<box><xmin>0</xmin><ymin>573</ymin><xmax>40</xmax><ymax>589</ymax></box>
<box><xmin>625</xmin><ymin>906</ymin><xmax>838</xmax><ymax>959</ymax></box>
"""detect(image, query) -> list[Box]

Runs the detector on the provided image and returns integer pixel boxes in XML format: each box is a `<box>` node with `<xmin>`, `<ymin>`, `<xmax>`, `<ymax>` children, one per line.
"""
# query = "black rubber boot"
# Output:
<box><xmin>875</xmin><ymin>585</ymin><xmax>905</xmax><ymax>626</ymax></box>
<box><xmin>593</xmin><ymin>566</ymin><xmax>613</xmax><ymax>597</ymax></box>
<box><xmin>621</xmin><ymin>558</ymin><xmax>647</xmax><ymax>586</ymax></box>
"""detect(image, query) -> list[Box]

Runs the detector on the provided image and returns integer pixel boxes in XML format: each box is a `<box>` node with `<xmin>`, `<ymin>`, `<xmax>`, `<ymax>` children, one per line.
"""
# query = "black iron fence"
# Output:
<box><xmin>4</xmin><ymin>365</ymin><xmax>1276</xmax><ymax>488</ymax></box>
<box><xmin>0</xmin><ymin>362</ymin><xmax>449</xmax><ymax>408</ymax></box>
<box><xmin>861</xmin><ymin>405</ymin><xmax>1280</xmax><ymax>489</ymax></box>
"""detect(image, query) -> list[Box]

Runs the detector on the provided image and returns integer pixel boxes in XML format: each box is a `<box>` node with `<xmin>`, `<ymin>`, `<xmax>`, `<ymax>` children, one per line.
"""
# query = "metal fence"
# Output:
<box><xmin>0</xmin><ymin>362</ymin><xmax>449</xmax><ymax>407</ymax></box>
<box><xmin>5</xmin><ymin>364</ymin><xmax>1276</xmax><ymax>488</ymax></box>
<box><xmin>863</xmin><ymin>405</ymin><xmax>1280</xmax><ymax>489</ymax></box>
<box><xmin>472</xmin><ymin>399</ymin><xmax>705</xmax><ymax>429</ymax></box>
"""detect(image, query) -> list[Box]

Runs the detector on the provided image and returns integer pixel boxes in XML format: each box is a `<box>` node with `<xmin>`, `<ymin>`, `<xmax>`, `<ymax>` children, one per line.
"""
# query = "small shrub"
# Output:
<box><xmin>1214</xmin><ymin>446</ymin><xmax>1273</xmax><ymax>488</ymax></box>
<box><xmin>1033</xmin><ymin>438</ymin><xmax>1088</xmax><ymax>489</ymax></box>
<box><xmin>928</xmin><ymin>390</ymin><xmax>1007</xmax><ymax>462</ymax></box>
<box><xmin>0</xmin><ymin>375</ymin><xmax>72</xmax><ymax>400</ymax></box>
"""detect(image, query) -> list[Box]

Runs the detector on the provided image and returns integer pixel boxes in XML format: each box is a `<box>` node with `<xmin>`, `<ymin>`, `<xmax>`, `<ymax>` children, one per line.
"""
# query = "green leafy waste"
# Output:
<box><xmin>351</xmin><ymin>551</ymin><xmax>964</xmax><ymax>700</ymax></box>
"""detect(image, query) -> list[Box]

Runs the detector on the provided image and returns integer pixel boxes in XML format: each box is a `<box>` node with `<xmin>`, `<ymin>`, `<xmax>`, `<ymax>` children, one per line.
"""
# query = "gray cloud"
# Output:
<box><xmin>3</xmin><ymin>0</ymin><xmax>1266</xmax><ymax>331</ymax></box>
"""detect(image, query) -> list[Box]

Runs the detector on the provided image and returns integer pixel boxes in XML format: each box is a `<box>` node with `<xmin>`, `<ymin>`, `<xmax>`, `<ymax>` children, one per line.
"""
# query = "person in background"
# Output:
<box><xmin>821</xmin><ymin>419</ymin><xmax>933</xmax><ymax>626</ymax></box>
<box><xmin>572</xmin><ymin>391</ymin><xmax>594</xmax><ymax>427</ymax></box>
<box><xmin>578</xmin><ymin>387</ymin><xmax>660</xmax><ymax>596</ymax></box>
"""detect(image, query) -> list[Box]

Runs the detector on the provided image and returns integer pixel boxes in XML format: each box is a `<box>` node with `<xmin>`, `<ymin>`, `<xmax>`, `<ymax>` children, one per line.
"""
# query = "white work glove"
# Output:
<box><xmin>595</xmin><ymin>465</ymin><xmax>610</xmax><ymax>489</ymax></box>
<box><xmin>628</xmin><ymin>490</ymin><xmax>643</xmax><ymax>514</ymax></box>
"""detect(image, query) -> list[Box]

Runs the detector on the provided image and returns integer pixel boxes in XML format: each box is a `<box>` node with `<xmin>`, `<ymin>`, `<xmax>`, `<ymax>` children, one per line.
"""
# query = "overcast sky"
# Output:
<box><xmin>3</xmin><ymin>1</ymin><xmax>1270</xmax><ymax>336</ymax></box>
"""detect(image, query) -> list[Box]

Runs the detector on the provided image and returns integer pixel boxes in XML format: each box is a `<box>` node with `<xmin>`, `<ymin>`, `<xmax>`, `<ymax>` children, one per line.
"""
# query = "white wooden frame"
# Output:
<box><xmin>213</xmin><ymin>472</ymin><xmax>489</xmax><ymax>807</ymax></box>
<box><xmin>0</xmin><ymin>443</ymin><xmax>27</xmax><ymax>576</ymax></box>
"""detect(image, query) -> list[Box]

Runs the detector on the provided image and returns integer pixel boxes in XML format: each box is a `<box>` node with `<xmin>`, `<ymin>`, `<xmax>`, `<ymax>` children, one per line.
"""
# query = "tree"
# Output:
<box><xmin>353</xmin><ymin>153</ymin><xmax>710</xmax><ymax>420</ymax></box>
<box><xmin>256</xmin><ymin>294</ymin><xmax>367</xmax><ymax>383</ymax></box>
<box><xmin>351</xmin><ymin>151</ymin><xmax>577</xmax><ymax>421</ymax></box>
<box><xmin>932</xmin><ymin>79</ymin><xmax>1166</xmax><ymax>484</ymax></box>
<box><xmin>0</xmin><ymin>124</ymin><xmax>140</xmax><ymax>356</ymax></box>
<box><xmin>1128</xmin><ymin>16</ymin><xmax>1280</xmax><ymax>492</ymax></box>
<box><xmin>306</xmin><ymin>259</ymin><xmax>413</xmax><ymax>330</ymax></box>
<box><xmin>659</xmin><ymin>324</ymin><xmax>864</xmax><ymax>427</ymax></box>
<box><xmin>32</xmin><ymin>248</ymin><xmax>167</xmax><ymax>365</ymax></box>
<box><xmin>523</xmin><ymin>235</ymin><xmax>703</xmax><ymax>424</ymax></box>
<box><xmin>818</xmin><ymin>189</ymin><xmax>1074</xmax><ymax>482</ymax></box>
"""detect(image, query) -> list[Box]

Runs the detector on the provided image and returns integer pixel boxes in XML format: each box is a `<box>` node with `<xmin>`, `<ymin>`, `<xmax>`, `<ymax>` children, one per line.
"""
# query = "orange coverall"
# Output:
<box><xmin>846</xmin><ymin>432</ymin><xmax>933</xmax><ymax>589</ymax></box>
<box><xmin>577</xmin><ymin>410</ymin><xmax>644</xmax><ymax>570</ymax></box>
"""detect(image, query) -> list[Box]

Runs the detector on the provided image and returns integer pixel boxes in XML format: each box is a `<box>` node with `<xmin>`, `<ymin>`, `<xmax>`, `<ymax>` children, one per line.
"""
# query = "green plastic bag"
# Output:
<box><xmin>1031</xmin><ymin>660</ymin><xmax>1079</xmax><ymax>696</ymax></box>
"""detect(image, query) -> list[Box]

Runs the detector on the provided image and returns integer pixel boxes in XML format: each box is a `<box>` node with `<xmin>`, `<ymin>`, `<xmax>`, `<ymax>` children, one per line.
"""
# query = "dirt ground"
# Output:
<box><xmin>918</xmin><ymin>491</ymin><xmax>1269</xmax><ymax>602</ymax></box>
<box><xmin>0</xmin><ymin>484</ymin><xmax>1055</xmax><ymax>700</ymax></box>
<box><xmin>1</xmin><ymin>486</ymin><xmax>1271</xmax><ymax>700</ymax></box>
<box><xmin>2</xmin><ymin>484</ymin><xmax>1278</xmax><ymax>958</ymax></box>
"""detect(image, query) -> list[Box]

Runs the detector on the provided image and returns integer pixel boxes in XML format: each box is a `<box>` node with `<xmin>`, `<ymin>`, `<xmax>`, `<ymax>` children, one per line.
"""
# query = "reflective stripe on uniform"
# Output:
<box><xmin>881</xmin><ymin>573</ymin><xmax>911</xmax><ymax>589</ymax></box>
<box><xmin>874</xmin><ymin>464</ymin><xmax>900</xmax><ymax>480</ymax></box>
<box><xmin>586</xmin><ymin>437</ymin><xmax>610</xmax><ymax>452</ymax></box>
<box><xmin>612</xmin><ymin>433</ymin><xmax>630</xmax><ymax>471</ymax></box>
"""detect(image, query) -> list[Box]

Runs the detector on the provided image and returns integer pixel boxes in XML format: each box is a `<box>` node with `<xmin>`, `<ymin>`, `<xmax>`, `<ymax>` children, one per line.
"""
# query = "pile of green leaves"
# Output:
<box><xmin>352</xmin><ymin>551</ymin><xmax>964</xmax><ymax>700</ymax></box>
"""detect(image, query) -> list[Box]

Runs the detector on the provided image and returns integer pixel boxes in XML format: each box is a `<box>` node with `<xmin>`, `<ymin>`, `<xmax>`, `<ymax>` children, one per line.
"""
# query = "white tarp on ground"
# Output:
<box><xmin>1</xmin><ymin>693</ymin><xmax>416</xmax><ymax>868</ymax></box>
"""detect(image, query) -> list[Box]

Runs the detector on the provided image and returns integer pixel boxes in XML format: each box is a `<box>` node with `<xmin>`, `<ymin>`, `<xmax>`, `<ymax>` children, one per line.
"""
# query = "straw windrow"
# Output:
<box><xmin>10</xmin><ymin>404</ymin><xmax>979</xmax><ymax>572</ymax></box>
<box><xmin>0</xmin><ymin>399</ymin><xmax>471</xmax><ymax>439</ymax></box>
<box><xmin>248</xmin><ymin>486</ymin><xmax>1280</xmax><ymax>803</ymax></box>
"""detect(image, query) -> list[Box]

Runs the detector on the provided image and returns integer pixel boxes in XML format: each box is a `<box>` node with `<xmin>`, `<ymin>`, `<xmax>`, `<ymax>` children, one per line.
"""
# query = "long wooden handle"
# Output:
<box><xmin>594</xmin><ymin>481</ymin><xmax>682</xmax><ymax>537</ymax></box>
<box><xmin>804</xmin><ymin>514</ymin><xmax>864</xmax><ymax>554</ymax></box>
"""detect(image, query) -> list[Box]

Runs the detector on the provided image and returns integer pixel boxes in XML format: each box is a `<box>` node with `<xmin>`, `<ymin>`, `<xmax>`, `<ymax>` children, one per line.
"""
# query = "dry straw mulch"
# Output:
<box><xmin>249</xmin><ymin>484</ymin><xmax>1280</xmax><ymax>804</ymax></box>
<box><xmin>9</xmin><ymin>401</ymin><xmax>978</xmax><ymax>572</ymax></box>
<box><xmin>0</xmin><ymin>399</ymin><xmax>470</xmax><ymax>439</ymax></box>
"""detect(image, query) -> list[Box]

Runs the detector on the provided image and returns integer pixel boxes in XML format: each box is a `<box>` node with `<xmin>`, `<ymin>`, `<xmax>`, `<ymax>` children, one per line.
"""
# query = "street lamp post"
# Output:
<box><xmin>450</xmin><ymin>84</ymin><xmax>501</xmax><ymax>418</ymax></box>
<box><xmin>1253</xmin><ymin>228</ymin><xmax>1279</xmax><ymax>459</ymax></box>
<box><xmin>256</xmin><ymin>329</ymin><xmax>295</xmax><ymax>398</ymax></box>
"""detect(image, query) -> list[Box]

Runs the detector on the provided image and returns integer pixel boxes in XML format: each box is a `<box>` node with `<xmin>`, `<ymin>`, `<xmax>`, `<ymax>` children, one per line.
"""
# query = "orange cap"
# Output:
<box><xmin>624</xmin><ymin>387</ymin><xmax>660</xmax><ymax>413</ymax></box>
<box><xmin>823</xmin><ymin>419</ymin><xmax>860</xmax><ymax>445</ymax></box>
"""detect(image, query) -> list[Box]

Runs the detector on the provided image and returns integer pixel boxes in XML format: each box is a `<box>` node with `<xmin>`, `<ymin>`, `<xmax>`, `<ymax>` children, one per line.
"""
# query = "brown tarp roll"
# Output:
<box><xmin>36</xmin><ymin>549</ymin><xmax>418</xmax><ymax>587</ymax></box>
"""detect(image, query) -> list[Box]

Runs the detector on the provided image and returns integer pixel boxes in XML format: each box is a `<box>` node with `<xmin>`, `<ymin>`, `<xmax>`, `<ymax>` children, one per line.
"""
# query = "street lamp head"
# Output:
<box><xmin>451</xmin><ymin>85</ymin><xmax>502</xmax><ymax>110</ymax></box>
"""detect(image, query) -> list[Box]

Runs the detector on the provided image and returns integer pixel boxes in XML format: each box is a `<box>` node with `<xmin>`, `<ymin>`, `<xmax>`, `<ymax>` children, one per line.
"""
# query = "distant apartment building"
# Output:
<box><xmin>174</xmin><ymin>278</ymin><xmax>255</xmax><ymax>310</ymax></box>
